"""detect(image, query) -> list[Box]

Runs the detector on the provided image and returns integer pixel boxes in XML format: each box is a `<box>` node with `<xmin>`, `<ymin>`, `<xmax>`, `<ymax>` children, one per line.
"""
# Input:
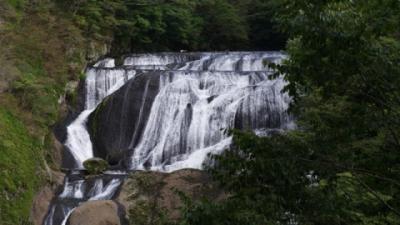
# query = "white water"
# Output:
<box><xmin>60</xmin><ymin>209</ymin><xmax>75</xmax><ymax>225</ymax></box>
<box><xmin>59</xmin><ymin>179</ymin><xmax>85</xmax><ymax>199</ymax></box>
<box><xmin>64</xmin><ymin>59</ymin><xmax>135</xmax><ymax>167</ymax></box>
<box><xmin>131</xmin><ymin>71</ymin><xmax>261</xmax><ymax>171</ymax></box>
<box><xmin>44</xmin><ymin>177</ymin><xmax>123</xmax><ymax>225</ymax></box>
<box><xmin>89</xmin><ymin>179</ymin><xmax>122</xmax><ymax>200</ymax></box>
<box><xmin>56</xmin><ymin>177</ymin><xmax>122</xmax><ymax>200</ymax></box>
<box><xmin>129</xmin><ymin>52</ymin><xmax>292</xmax><ymax>171</ymax></box>
<box><xmin>178</xmin><ymin>52</ymin><xmax>284</xmax><ymax>71</ymax></box>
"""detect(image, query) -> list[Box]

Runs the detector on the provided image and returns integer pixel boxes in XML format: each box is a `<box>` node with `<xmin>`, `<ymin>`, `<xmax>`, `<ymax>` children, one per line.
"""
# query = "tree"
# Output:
<box><xmin>246</xmin><ymin>0</ymin><xmax>287</xmax><ymax>50</ymax></box>
<box><xmin>112</xmin><ymin>0</ymin><xmax>202</xmax><ymax>53</ymax></box>
<box><xmin>61</xmin><ymin>0</ymin><xmax>287</xmax><ymax>53</ymax></box>
<box><xmin>196</xmin><ymin>0</ymin><xmax>248</xmax><ymax>50</ymax></box>
<box><xmin>177</xmin><ymin>0</ymin><xmax>400</xmax><ymax>224</ymax></box>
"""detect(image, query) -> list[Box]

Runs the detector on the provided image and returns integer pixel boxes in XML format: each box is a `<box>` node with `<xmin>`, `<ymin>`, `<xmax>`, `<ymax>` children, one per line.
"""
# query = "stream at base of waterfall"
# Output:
<box><xmin>44</xmin><ymin>52</ymin><xmax>294</xmax><ymax>225</ymax></box>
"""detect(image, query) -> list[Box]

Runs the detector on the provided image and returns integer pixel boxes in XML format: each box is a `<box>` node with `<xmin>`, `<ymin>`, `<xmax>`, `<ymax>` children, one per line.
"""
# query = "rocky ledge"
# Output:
<box><xmin>32</xmin><ymin>169</ymin><xmax>224</xmax><ymax>225</ymax></box>
<box><xmin>118</xmin><ymin>169</ymin><xmax>224</xmax><ymax>224</ymax></box>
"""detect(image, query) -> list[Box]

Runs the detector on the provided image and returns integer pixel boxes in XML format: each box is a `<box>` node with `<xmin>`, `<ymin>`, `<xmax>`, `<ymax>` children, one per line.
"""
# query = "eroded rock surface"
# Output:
<box><xmin>118</xmin><ymin>169</ymin><xmax>225</xmax><ymax>223</ymax></box>
<box><xmin>67</xmin><ymin>200</ymin><xmax>121</xmax><ymax>225</ymax></box>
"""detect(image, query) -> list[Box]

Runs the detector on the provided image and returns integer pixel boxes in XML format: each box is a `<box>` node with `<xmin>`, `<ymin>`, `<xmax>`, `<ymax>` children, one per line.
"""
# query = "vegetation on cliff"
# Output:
<box><xmin>0</xmin><ymin>0</ymin><xmax>285</xmax><ymax>224</ymax></box>
<box><xmin>121</xmin><ymin>170</ymin><xmax>224</xmax><ymax>225</ymax></box>
<box><xmin>5</xmin><ymin>0</ymin><xmax>398</xmax><ymax>224</ymax></box>
<box><xmin>0</xmin><ymin>1</ymin><xmax>105</xmax><ymax>224</ymax></box>
<box><xmin>0</xmin><ymin>107</ymin><xmax>40</xmax><ymax>224</ymax></box>
<box><xmin>83</xmin><ymin>158</ymin><xmax>109</xmax><ymax>175</ymax></box>
<box><xmin>63</xmin><ymin>0</ymin><xmax>286</xmax><ymax>53</ymax></box>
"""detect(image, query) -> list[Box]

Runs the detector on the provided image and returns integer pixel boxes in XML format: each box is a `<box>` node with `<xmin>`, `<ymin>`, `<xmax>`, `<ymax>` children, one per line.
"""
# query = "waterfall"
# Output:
<box><xmin>64</xmin><ymin>52</ymin><xmax>291</xmax><ymax>170</ymax></box>
<box><xmin>64</xmin><ymin>58</ymin><xmax>135</xmax><ymax>167</ymax></box>
<box><xmin>43</xmin><ymin>173</ymin><xmax>125</xmax><ymax>225</ymax></box>
<box><xmin>125</xmin><ymin>52</ymin><xmax>292</xmax><ymax>171</ymax></box>
<box><xmin>44</xmin><ymin>52</ymin><xmax>293</xmax><ymax>225</ymax></box>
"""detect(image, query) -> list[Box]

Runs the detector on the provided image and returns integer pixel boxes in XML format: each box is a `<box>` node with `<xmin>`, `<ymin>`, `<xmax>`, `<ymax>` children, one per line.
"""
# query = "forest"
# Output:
<box><xmin>57</xmin><ymin>0</ymin><xmax>287</xmax><ymax>53</ymax></box>
<box><xmin>0</xmin><ymin>0</ymin><xmax>399</xmax><ymax>225</ymax></box>
<box><xmin>177</xmin><ymin>1</ymin><xmax>400</xmax><ymax>225</ymax></box>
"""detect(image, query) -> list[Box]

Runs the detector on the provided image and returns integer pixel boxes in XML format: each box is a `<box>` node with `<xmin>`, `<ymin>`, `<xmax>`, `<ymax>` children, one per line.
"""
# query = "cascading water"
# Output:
<box><xmin>44</xmin><ymin>52</ymin><xmax>293</xmax><ymax>225</ymax></box>
<box><xmin>43</xmin><ymin>172</ymin><xmax>125</xmax><ymax>225</ymax></box>
<box><xmin>125</xmin><ymin>52</ymin><xmax>291</xmax><ymax>171</ymax></box>
<box><xmin>130</xmin><ymin>69</ymin><xmax>292</xmax><ymax>172</ymax></box>
<box><xmin>44</xmin><ymin>59</ymin><xmax>134</xmax><ymax>225</ymax></box>
<box><xmin>64</xmin><ymin>59</ymin><xmax>135</xmax><ymax>167</ymax></box>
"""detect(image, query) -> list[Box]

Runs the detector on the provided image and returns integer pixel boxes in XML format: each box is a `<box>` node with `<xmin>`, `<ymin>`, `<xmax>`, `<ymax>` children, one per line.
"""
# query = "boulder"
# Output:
<box><xmin>67</xmin><ymin>200</ymin><xmax>121</xmax><ymax>225</ymax></box>
<box><xmin>83</xmin><ymin>157</ymin><xmax>109</xmax><ymax>175</ymax></box>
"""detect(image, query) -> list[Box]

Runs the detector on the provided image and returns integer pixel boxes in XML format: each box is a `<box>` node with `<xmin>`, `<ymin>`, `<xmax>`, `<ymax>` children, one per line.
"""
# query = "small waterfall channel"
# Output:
<box><xmin>44</xmin><ymin>52</ymin><xmax>293</xmax><ymax>225</ymax></box>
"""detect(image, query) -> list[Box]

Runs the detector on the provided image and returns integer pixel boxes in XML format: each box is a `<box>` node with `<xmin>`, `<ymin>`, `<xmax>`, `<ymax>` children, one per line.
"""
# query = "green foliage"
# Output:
<box><xmin>6</xmin><ymin>0</ymin><xmax>25</xmax><ymax>10</ymax></box>
<box><xmin>177</xmin><ymin>1</ymin><xmax>400</xmax><ymax>225</ymax></box>
<box><xmin>113</xmin><ymin>0</ymin><xmax>201</xmax><ymax>52</ymax></box>
<box><xmin>0</xmin><ymin>1</ymin><xmax>102</xmax><ymax>223</ymax></box>
<box><xmin>11</xmin><ymin>61</ymin><xmax>60</xmax><ymax>127</ymax></box>
<box><xmin>129</xmin><ymin>199</ymin><xmax>170</xmax><ymax>225</ymax></box>
<box><xmin>83</xmin><ymin>158</ymin><xmax>109</xmax><ymax>175</ymax></box>
<box><xmin>126</xmin><ymin>172</ymin><xmax>170</xmax><ymax>225</ymax></box>
<box><xmin>195</xmin><ymin>0</ymin><xmax>248</xmax><ymax>50</ymax></box>
<box><xmin>0</xmin><ymin>108</ymin><xmax>41</xmax><ymax>225</ymax></box>
<box><xmin>62</xmin><ymin>0</ymin><xmax>286</xmax><ymax>53</ymax></box>
<box><xmin>54</xmin><ymin>0</ymin><xmax>123</xmax><ymax>41</ymax></box>
<box><xmin>245</xmin><ymin>0</ymin><xmax>287</xmax><ymax>50</ymax></box>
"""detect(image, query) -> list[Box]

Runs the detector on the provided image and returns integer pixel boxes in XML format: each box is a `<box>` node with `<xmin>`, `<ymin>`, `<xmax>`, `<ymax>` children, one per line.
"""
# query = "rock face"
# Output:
<box><xmin>88</xmin><ymin>72</ymin><xmax>161</xmax><ymax>166</ymax></box>
<box><xmin>67</xmin><ymin>200</ymin><xmax>121</xmax><ymax>225</ymax></box>
<box><xmin>30</xmin><ymin>171</ymin><xmax>65</xmax><ymax>225</ymax></box>
<box><xmin>118</xmin><ymin>169</ymin><xmax>225</xmax><ymax>223</ymax></box>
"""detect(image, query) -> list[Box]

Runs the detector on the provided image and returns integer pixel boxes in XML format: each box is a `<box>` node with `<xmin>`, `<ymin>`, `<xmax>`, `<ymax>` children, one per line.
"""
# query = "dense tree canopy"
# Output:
<box><xmin>176</xmin><ymin>0</ymin><xmax>400</xmax><ymax>225</ymax></box>
<box><xmin>59</xmin><ymin>0</ymin><xmax>286</xmax><ymax>53</ymax></box>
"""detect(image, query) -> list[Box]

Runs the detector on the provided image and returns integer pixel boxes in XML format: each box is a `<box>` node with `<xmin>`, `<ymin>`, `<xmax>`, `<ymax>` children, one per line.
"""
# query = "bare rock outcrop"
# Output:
<box><xmin>118</xmin><ymin>169</ymin><xmax>225</xmax><ymax>224</ymax></box>
<box><xmin>67</xmin><ymin>200</ymin><xmax>121</xmax><ymax>225</ymax></box>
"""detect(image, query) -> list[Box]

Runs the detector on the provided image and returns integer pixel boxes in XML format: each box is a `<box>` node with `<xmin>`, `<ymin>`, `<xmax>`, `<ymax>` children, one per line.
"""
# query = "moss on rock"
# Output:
<box><xmin>83</xmin><ymin>158</ymin><xmax>109</xmax><ymax>175</ymax></box>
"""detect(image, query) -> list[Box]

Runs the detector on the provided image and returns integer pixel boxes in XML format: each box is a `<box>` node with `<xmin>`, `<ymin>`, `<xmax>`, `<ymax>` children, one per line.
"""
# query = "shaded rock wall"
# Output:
<box><xmin>88</xmin><ymin>72</ymin><xmax>161</xmax><ymax>166</ymax></box>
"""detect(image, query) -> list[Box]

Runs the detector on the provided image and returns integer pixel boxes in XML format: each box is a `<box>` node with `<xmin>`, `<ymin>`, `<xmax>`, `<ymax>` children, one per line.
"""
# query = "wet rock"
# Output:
<box><xmin>88</xmin><ymin>72</ymin><xmax>161</xmax><ymax>166</ymax></box>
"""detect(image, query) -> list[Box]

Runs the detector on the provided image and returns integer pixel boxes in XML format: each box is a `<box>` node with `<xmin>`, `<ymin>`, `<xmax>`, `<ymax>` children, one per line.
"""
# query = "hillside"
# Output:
<box><xmin>0</xmin><ymin>1</ymin><xmax>285</xmax><ymax>224</ymax></box>
<box><xmin>0</xmin><ymin>1</ymin><xmax>108</xmax><ymax>224</ymax></box>
<box><xmin>1</xmin><ymin>1</ymin><xmax>399</xmax><ymax>225</ymax></box>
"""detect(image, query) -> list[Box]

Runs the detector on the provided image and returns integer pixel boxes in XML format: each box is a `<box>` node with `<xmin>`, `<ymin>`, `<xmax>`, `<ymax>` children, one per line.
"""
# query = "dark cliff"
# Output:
<box><xmin>88</xmin><ymin>72</ymin><xmax>161</xmax><ymax>167</ymax></box>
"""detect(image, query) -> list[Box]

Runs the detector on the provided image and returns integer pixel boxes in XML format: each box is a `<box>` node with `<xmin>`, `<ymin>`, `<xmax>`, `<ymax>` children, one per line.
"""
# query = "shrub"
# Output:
<box><xmin>83</xmin><ymin>157</ymin><xmax>109</xmax><ymax>175</ymax></box>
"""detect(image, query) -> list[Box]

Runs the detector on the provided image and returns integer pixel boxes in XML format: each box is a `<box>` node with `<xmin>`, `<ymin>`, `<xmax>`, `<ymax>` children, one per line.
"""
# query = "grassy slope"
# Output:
<box><xmin>0</xmin><ymin>105</ymin><xmax>40</xmax><ymax>224</ymax></box>
<box><xmin>0</xmin><ymin>1</ymin><xmax>106</xmax><ymax>224</ymax></box>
